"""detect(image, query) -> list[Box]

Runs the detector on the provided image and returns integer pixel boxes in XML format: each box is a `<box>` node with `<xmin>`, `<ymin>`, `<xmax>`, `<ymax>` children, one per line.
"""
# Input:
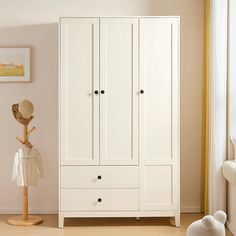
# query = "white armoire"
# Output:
<box><xmin>59</xmin><ymin>16</ymin><xmax>180</xmax><ymax>228</ymax></box>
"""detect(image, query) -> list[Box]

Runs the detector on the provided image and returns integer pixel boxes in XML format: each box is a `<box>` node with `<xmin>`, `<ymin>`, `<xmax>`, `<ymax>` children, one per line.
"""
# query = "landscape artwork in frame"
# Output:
<box><xmin>0</xmin><ymin>47</ymin><xmax>31</xmax><ymax>82</ymax></box>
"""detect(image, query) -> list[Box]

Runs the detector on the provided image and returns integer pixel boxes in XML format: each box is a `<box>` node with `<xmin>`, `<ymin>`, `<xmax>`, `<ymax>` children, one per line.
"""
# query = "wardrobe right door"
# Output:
<box><xmin>139</xmin><ymin>18</ymin><xmax>180</xmax><ymax>211</ymax></box>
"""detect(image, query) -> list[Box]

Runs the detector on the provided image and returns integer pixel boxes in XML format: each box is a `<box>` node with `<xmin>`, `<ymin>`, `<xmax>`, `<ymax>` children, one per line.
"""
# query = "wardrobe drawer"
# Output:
<box><xmin>60</xmin><ymin>189</ymin><xmax>138</xmax><ymax>211</ymax></box>
<box><xmin>61</xmin><ymin>166</ymin><xmax>138</xmax><ymax>188</ymax></box>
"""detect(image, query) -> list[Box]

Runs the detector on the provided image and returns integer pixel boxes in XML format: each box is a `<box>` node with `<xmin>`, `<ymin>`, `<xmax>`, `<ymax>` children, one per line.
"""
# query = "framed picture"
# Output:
<box><xmin>0</xmin><ymin>47</ymin><xmax>31</xmax><ymax>82</ymax></box>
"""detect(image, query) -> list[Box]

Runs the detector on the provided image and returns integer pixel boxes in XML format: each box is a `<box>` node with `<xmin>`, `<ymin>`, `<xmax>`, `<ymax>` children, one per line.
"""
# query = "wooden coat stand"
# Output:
<box><xmin>7</xmin><ymin>107</ymin><xmax>43</xmax><ymax>226</ymax></box>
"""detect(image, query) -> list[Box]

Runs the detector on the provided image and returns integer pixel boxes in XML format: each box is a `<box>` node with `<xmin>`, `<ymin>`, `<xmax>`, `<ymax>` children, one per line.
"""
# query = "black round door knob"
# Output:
<box><xmin>140</xmin><ymin>90</ymin><xmax>144</xmax><ymax>94</ymax></box>
<box><xmin>94</xmin><ymin>90</ymin><xmax>99</xmax><ymax>94</ymax></box>
<box><xmin>98</xmin><ymin>198</ymin><xmax>102</xmax><ymax>202</ymax></box>
<box><xmin>101</xmin><ymin>90</ymin><xmax>105</xmax><ymax>94</ymax></box>
<box><xmin>97</xmin><ymin>175</ymin><xmax>102</xmax><ymax>180</ymax></box>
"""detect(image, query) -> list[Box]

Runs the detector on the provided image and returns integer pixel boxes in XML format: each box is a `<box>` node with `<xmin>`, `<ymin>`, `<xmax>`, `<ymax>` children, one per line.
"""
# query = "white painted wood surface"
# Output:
<box><xmin>100</xmin><ymin>18</ymin><xmax>139</xmax><ymax>165</ymax></box>
<box><xmin>139</xmin><ymin>18</ymin><xmax>172</xmax><ymax>164</ymax></box>
<box><xmin>60</xmin><ymin>18</ymin><xmax>100</xmax><ymax>165</ymax></box>
<box><xmin>139</xmin><ymin>18</ymin><xmax>179</xmax><ymax>214</ymax></box>
<box><xmin>61</xmin><ymin>189</ymin><xmax>139</xmax><ymax>211</ymax></box>
<box><xmin>142</xmin><ymin>166</ymin><xmax>173</xmax><ymax>210</ymax></box>
<box><xmin>59</xmin><ymin>16</ymin><xmax>180</xmax><ymax>228</ymax></box>
<box><xmin>61</xmin><ymin>166</ymin><xmax>139</xmax><ymax>188</ymax></box>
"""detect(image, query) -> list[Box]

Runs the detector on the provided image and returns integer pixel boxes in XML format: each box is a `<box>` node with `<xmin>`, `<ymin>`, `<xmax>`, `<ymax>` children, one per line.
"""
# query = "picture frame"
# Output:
<box><xmin>0</xmin><ymin>47</ymin><xmax>31</xmax><ymax>82</ymax></box>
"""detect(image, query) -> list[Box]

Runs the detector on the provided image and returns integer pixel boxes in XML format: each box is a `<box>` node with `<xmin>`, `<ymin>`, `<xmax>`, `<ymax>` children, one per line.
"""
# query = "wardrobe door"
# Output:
<box><xmin>139</xmin><ymin>18</ymin><xmax>180</xmax><ymax>210</ymax></box>
<box><xmin>60</xmin><ymin>18</ymin><xmax>100</xmax><ymax>165</ymax></box>
<box><xmin>100</xmin><ymin>18</ymin><xmax>139</xmax><ymax>165</ymax></box>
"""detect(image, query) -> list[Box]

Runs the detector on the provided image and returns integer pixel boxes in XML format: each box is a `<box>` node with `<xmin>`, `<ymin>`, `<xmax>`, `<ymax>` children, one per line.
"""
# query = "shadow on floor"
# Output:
<box><xmin>63</xmin><ymin>217</ymin><xmax>173</xmax><ymax>227</ymax></box>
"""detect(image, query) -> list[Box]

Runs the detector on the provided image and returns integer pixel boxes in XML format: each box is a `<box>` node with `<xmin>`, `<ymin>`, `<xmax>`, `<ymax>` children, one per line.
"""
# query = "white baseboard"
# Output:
<box><xmin>227</xmin><ymin>221</ymin><xmax>236</xmax><ymax>236</ymax></box>
<box><xmin>0</xmin><ymin>208</ymin><xmax>57</xmax><ymax>214</ymax></box>
<box><xmin>0</xmin><ymin>207</ymin><xmax>200</xmax><ymax>215</ymax></box>
<box><xmin>181</xmin><ymin>206</ymin><xmax>201</xmax><ymax>213</ymax></box>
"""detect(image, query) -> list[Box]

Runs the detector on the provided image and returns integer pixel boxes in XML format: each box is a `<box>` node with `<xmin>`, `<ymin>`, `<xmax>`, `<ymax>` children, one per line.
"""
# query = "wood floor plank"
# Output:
<box><xmin>0</xmin><ymin>214</ymin><xmax>233</xmax><ymax>236</ymax></box>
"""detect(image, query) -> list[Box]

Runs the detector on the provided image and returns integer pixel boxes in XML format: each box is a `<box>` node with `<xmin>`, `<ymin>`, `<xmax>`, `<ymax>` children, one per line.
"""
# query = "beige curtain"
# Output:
<box><xmin>202</xmin><ymin>0</ymin><xmax>228</xmax><ymax>214</ymax></box>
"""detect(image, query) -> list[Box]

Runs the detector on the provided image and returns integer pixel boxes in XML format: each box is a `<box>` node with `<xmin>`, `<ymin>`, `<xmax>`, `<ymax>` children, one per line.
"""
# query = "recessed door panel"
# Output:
<box><xmin>140</xmin><ymin>18</ymin><xmax>172</xmax><ymax>164</ymax></box>
<box><xmin>142</xmin><ymin>166</ymin><xmax>173</xmax><ymax>210</ymax></box>
<box><xmin>100</xmin><ymin>18</ymin><xmax>139</xmax><ymax>165</ymax></box>
<box><xmin>60</xmin><ymin>18</ymin><xmax>99</xmax><ymax>165</ymax></box>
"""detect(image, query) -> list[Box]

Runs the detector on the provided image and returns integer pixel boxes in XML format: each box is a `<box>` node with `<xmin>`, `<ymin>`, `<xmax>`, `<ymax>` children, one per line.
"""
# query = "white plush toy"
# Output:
<box><xmin>186</xmin><ymin>211</ymin><xmax>227</xmax><ymax>236</ymax></box>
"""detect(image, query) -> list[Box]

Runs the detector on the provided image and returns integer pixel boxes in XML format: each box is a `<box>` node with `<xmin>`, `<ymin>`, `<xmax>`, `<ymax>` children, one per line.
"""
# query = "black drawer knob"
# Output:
<box><xmin>94</xmin><ymin>90</ymin><xmax>99</xmax><ymax>94</ymax></box>
<box><xmin>140</xmin><ymin>90</ymin><xmax>144</xmax><ymax>94</ymax></box>
<box><xmin>97</xmin><ymin>175</ymin><xmax>102</xmax><ymax>180</ymax></box>
<box><xmin>101</xmin><ymin>90</ymin><xmax>105</xmax><ymax>94</ymax></box>
<box><xmin>98</xmin><ymin>198</ymin><xmax>102</xmax><ymax>202</ymax></box>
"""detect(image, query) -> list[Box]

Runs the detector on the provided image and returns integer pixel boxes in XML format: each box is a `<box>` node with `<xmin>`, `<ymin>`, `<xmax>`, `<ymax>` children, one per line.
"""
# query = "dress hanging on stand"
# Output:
<box><xmin>12</xmin><ymin>146</ymin><xmax>44</xmax><ymax>187</ymax></box>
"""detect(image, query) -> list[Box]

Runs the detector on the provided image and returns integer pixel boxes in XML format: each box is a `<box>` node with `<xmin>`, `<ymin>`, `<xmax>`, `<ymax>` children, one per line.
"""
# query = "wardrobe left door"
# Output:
<box><xmin>60</xmin><ymin>18</ymin><xmax>100</xmax><ymax>165</ymax></box>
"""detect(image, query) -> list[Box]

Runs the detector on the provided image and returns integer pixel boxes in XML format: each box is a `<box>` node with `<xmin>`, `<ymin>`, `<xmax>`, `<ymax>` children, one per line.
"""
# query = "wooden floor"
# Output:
<box><xmin>0</xmin><ymin>214</ymin><xmax>233</xmax><ymax>236</ymax></box>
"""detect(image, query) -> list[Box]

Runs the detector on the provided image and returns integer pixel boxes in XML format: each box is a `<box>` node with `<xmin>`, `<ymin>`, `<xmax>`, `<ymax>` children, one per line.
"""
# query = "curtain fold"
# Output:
<box><xmin>202</xmin><ymin>0</ymin><xmax>228</xmax><ymax>214</ymax></box>
<box><xmin>201</xmin><ymin>0</ymin><xmax>211</xmax><ymax>214</ymax></box>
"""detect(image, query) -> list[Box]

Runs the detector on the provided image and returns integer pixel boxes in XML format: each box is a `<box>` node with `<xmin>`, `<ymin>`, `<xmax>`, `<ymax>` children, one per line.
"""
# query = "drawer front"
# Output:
<box><xmin>61</xmin><ymin>189</ymin><xmax>139</xmax><ymax>211</ymax></box>
<box><xmin>61</xmin><ymin>166</ymin><xmax>138</xmax><ymax>188</ymax></box>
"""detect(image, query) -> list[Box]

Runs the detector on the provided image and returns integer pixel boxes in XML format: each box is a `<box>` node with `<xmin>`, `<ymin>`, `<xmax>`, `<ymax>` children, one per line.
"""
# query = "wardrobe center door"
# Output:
<box><xmin>60</xmin><ymin>18</ymin><xmax>99</xmax><ymax>165</ymax></box>
<box><xmin>100</xmin><ymin>18</ymin><xmax>139</xmax><ymax>165</ymax></box>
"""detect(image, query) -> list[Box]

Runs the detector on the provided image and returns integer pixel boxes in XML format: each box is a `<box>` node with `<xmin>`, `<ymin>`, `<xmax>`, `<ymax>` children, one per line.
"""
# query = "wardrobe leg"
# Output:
<box><xmin>174</xmin><ymin>211</ymin><xmax>181</xmax><ymax>227</ymax></box>
<box><xmin>169</xmin><ymin>211</ymin><xmax>180</xmax><ymax>227</ymax></box>
<box><xmin>58</xmin><ymin>213</ymin><xmax>64</xmax><ymax>228</ymax></box>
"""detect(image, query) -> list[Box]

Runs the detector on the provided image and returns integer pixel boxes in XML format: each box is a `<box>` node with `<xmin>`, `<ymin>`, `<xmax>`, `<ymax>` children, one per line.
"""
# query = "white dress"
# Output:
<box><xmin>12</xmin><ymin>146</ymin><xmax>44</xmax><ymax>186</ymax></box>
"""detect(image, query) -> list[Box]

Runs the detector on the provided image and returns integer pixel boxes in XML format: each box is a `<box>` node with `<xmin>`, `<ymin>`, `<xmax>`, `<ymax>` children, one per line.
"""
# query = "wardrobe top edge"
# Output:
<box><xmin>59</xmin><ymin>16</ymin><xmax>180</xmax><ymax>19</ymax></box>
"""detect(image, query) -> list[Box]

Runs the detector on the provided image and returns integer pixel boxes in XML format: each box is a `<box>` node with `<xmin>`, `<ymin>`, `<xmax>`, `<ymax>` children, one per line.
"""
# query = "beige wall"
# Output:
<box><xmin>227</xmin><ymin>0</ymin><xmax>236</xmax><ymax>233</ymax></box>
<box><xmin>0</xmin><ymin>0</ymin><xmax>204</xmax><ymax>213</ymax></box>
